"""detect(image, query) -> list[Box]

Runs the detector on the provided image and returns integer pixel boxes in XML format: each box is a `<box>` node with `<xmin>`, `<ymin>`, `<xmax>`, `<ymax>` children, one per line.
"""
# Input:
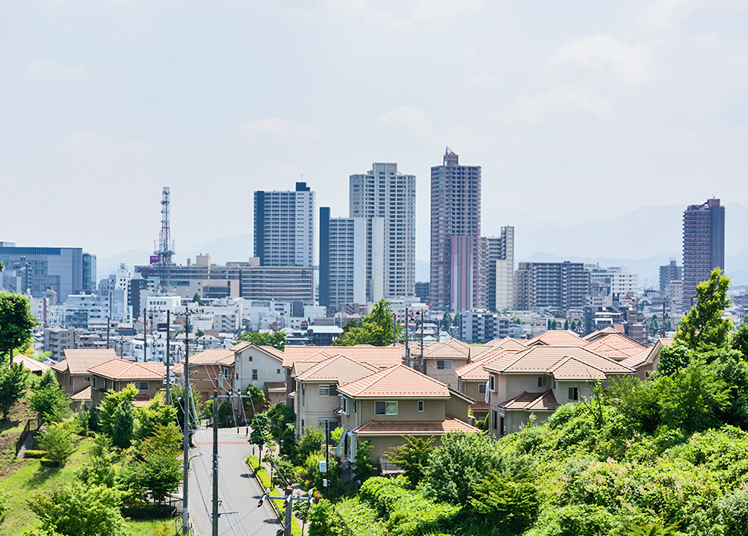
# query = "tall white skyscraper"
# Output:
<box><xmin>349</xmin><ymin>163</ymin><xmax>416</xmax><ymax>301</ymax></box>
<box><xmin>319</xmin><ymin>207</ymin><xmax>367</xmax><ymax>310</ymax></box>
<box><xmin>486</xmin><ymin>226</ymin><xmax>515</xmax><ymax>311</ymax></box>
<box><xmin>253</xmin><ymin>182</ymin><xmax>315</xmax><ymax>267</ymax></box>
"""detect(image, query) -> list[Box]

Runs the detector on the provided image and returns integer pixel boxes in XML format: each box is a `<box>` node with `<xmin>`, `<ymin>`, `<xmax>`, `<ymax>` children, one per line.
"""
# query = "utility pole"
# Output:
<box><xmin>404</xmin><ymin>307</ymin><xmax>410</xmax><ymax>368</ymax></box>
<box><xmin>325</xmin><ymin>420</ymin><xmax>330</xmax><ymax>500</ymax></box>
<box><xmin>392</xmin><ymin>313</ymin><xmax>397</xmax><ymax>346</ymax></box>
<box><xmin>420</xmin><ymin>311</ymin><xmax>424</xmax><ymax>372</ymax></box>
<box><xmin>166</xmin><ymin>310</ymin><xmax>171</xmax><ymax>404</ymax></box>
<box><xmin>106</xmin><ymin>317</ymin><xmax>110</xmax><ymax>350</ymax></box>
<box><xmin>181</xmin><ymin>310</ymin><xmax>191</xmax><ymax>536</ymax></box>
<box><xmin>143</xmin><ymin>307</ymin><xmax>147</xmax><ymax>363</ymax></box>
<box><xmin>212</xmin><ymin>390</ymin><xmax>219</xmax><ymax>536</ymax></box>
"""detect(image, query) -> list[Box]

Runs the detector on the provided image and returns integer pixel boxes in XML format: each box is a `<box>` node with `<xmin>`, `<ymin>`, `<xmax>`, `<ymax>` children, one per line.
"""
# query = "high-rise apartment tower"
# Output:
<box><xmin>349</xmin><ymin>163</ymin><xmax>415</xmax><ymax>300</ymax></box>
<box><xmin>430</xmin><ymin>148</ymin><xmax>483</xmax><ymax>312</ymax></box>
<box><xmin>486</xmin><ymin>227</ymin><xmax>515</xmax><ymax>311</ymax></box>
<box><xmin>682</xmin><ymin>199</ymin><xmax>725</xmax><ymax>301</ymax></box>
<box><xmin>254</xmin><ymin>182</ymin><xmax>316</xmax><ymax>267</ymax></box>
<box><xmin>319</xmin><ymin>207</ymin><xmax>366</xmax><ymax>311</ymax></box>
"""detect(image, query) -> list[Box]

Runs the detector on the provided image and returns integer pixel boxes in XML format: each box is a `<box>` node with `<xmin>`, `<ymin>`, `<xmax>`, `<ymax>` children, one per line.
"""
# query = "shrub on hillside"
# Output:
<box><xmin>24</xmin><ymin>450</ymin><xmax>46</xmax><ymax>459</ymax></box>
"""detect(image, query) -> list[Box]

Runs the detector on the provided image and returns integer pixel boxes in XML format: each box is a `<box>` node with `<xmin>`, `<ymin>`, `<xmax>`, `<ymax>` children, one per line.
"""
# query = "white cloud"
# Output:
<box><xmin>27</xmin><ymin>61</ymin><xmax>87</xmax><ymax>74</ymax></box>
<box><xmin>236</xmin><ymin>118</ymin><xmax>326</xmax><ymax>145</ymax></box>
<box><xmin>493</xmin><ymin>85</ymin><xmax>615</xmax><ymax>124</ymax></box>
<box><xmin>56</xmin><ymin>132</ymin><xmax>149</xmax><ymax>156</ymax></box>
<box><xmin>377</xmin><ymin>105</ymin><xmax>435</xmax><ymax>138</ymax></box>
<box><xmin>550</xmin><ymin>34</ymin><xmax>650</xmax><ymax>83</ymax></box>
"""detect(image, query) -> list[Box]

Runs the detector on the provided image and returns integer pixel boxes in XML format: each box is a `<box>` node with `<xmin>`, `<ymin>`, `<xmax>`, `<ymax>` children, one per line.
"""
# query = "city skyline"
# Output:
<box><xmin>2</xmin><ymin>1</ymin><xmax>747</xmax><ymax>267</ymax></box>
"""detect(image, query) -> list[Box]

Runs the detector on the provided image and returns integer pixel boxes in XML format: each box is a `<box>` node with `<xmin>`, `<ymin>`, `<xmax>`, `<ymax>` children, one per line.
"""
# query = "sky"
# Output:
<box><xmin>1</xmin><ymin>0</ymin><xmax>747</xmax><ymax>269</ymax></box>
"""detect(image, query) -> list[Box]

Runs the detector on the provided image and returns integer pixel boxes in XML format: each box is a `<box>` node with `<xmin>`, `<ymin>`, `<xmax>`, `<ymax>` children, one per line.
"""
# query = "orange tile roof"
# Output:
<box><xmin>88</xmin><ymin>359</ymin><xmax>166</xmax><ymax>381</ymax></box>
<box><xmin>259</xmin><ymin>345</ymin><xmax>285</xmax><ymax>360</ymax></box>
<box><xmin>582</xmin><ymin>326</ymin><xmax>622</xmax><ymax>342</ymax></box>
<box><xmin>189</xmin><ymin>349</ymin><xmax>235</xmax><ymax>365</ymax></box>
<box><xmin>232</xmin><ymin>341</ymin><xmax>252</xmax><ymax>352</ymax></box>
<box><xmin>53</xmin><ymin>349</ymin><xmax>118</xmax><ymax>375</ymax></box>
<box><xmin>500</xmin><ymin>390</ymin><xmax>558</xmax><ymax>411</ymax></box>
<box><xmin>455</xmin><ymin>349</ymin><xmax>520</xmax><ymax>381</ymax></box>
<box><xmin>484</xmin><ymin>345</ymin><xmax>634</xmax><ymax>380</ymax></box>
<box><xmin>338</xmin><ymin>364</ymin><xmax>450</xmax><ymax>399</ymax></box>
<box><xmin>527</xmin><ymin>330</ymin><xmax>584</xmax><ymax>347</ymax></box>
<box><xmin>282</xmin><ymin>345</ymin><xmax>402</xmax><ymax>369</ymax></box>
<box><xmin>485</xmin><ymin>338</ymin><xmax>528</xmax><ymax>351</ymax></box>
<box><xmin>70</xmin><ymin>385</ymin><xmax>93</xmax><ymax>401</ymax></box>
<box><xmin>584</xmin><ymin>334</ymin><xmax>646</xmax><ymax>360</ymax></box>
<box><xmin>13</xmin><ymin>354</ymin><xmax>50</xmax><ymax>374</ymax></box>
<box><xmin>296</xmin><ymin>354</ymin><xmax>380</xmax><ymax>383</ymax></box>
<box><xmin>353</xmin><ymin>416</ymin><xmax>480</xmax><ymax>435</ymax></box>
<box><xmin>620</xmin><ymin>337</ymin><xmax>673</xmax><ymax>369</ymax></box>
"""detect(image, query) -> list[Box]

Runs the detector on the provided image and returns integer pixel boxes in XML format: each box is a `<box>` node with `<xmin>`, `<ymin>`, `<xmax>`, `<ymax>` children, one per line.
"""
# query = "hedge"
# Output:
<box><xmin>23</xmin><ymin>450</ymin><xmax>46</xmax><ymax>459</ymax></box>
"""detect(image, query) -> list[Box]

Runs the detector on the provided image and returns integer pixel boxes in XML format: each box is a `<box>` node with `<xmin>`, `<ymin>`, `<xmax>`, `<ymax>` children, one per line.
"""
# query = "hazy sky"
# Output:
<box><xmin>2</xmin><ymin>0</ymin><xmax>747</xmax><ymax>265</ymax></box>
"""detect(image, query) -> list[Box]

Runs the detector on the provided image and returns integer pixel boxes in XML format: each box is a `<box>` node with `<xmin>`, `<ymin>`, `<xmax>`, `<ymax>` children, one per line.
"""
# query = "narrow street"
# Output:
<box><xmin>189</xmin><ymin>427</ymin><xmax>281</xmax><ymax>536</ymax></box>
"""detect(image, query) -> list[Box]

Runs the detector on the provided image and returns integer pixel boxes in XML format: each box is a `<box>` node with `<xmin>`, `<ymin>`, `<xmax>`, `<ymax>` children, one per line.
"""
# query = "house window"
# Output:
<box><xmin>353</xmin><ymin>400</ymin><xmax>357</xmax><ymax>413</ymax></box>
<box><xmin>135</xmin><ymin>382</ymin><xmax>149</xmax><ymax>391</ymax></box>
<box><xmin>342</xmin><ymin>397</ymin><xmax>348</xmax><ymax>415</ymax></box>
<box><xmin>319</xmin><ymin>385</ymin><xmax>330</xmax><ymax>397</ymax></box>
<box><xmin>500</xmin><ymin>417</ymin><xmax>505</xmax><ymax>435</ymax></box>
<box><xmin>492</xmin><ymin>410</ymin><xmax>498</xmax><ymax>430</ymax></box>
<box><xmin>277</xmin><ymin>368</ymin><xmax>281</xmax><ymax>374</ymax></box>
<box><xmin>248</xmin><ymin>355</ymin><xmax>253</xmax><ymax>361</ymax></box>
<box><xmin>252</xmin><ymin>369</ymin><xmax>258</xmax><ymax>380</ymax></box>
<box><xmin>568</xmin><ymin>387</ymin><xmax>579</xmax><ymax>401</ymax></box>
<box><xmin>375</xmin><ymin>401</ymin><xmax>398</xmax><ymax>415</ymax></box>
<box><xmin>223</xmin><ymin>368</ymin><xmax>229</xmax><ymax>378</ymax></box>
<box><xmin>436</xmin><ymin>360</ymin><xmax>452</xmax><ymax>370</ymax></box>
<box><xmin>553</xmin><ymin>380</ymin><xmax>557</xmax><ymax>389</ymax></box>
<box><xmin>301</xmin><ymin>385</ymin><xmax>306</xmax><ymax>407</ymax></box>
<box><xmin>479</xmin><ymin>384</ymin><xmax>486</xmax><ymax>394</ymax></box>
<box><xmin>84</xmin><ymin>376</ymin><xmax>91</xmax><ymax>382</ymax></box>
<box><xmin>417</xmin><ymin>400</ymin><xmax>424</xmax><ymax>412</ymax></box>
<box><xmin>93</xmin><ymin>376</ymin><xmax>98</xmax><ymax>389</ymax></box>
<box><xmin>538</xmin><ymin>376</ymin><xmax>547</xmax><ymax>388</ymax></box>
<box><xmin>489</xmin><ymin>375</ymin><xmax>496</xmax><ymax>391</ymax></box>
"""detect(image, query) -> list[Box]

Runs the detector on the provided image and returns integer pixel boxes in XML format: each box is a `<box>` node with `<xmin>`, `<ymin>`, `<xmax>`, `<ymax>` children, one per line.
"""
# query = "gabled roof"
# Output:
<box><xmin>584</xmin><ymin>333</ymin><xmax>646</xmax><ymax>360</ymax></box>
<box><xmin>484</xmin><ymin>345</ymin><xmax>634</xmax><ymax>380</ymax></box>
<box><xmin>422</xmin><ymin>339</ymin><xmax>483</xmax><ymax>359</ymax></box>
<box><xmin>234</xmin><ymin>342</ymin><xmax>284</xmax><ymax>363</ymax></box>
<box><xmin>281</xmin><ymin>345</ymin><xmax>402</xmax><ymax>369</ymax></box>
<box><xmin>352</xmin><ymin>416</ymin><xmax>480</xmax><ymax>436</ymax></box>
<box><xmin>53</xmin><ymin>349</ymin><xmax>118</xmax><ymax>375</ymax></box>
<box><xmin>620</xmin><ymin>337</ymin><xmax>674</xmax><ymax>369</ymax></box>
<box><xmin>455</xmin><ymin>349</ymin><xmax>520</xmax><ymax>382</ymax></box>
<box><xmin>13</xmin><ymin>354</ymin><xmax>50</xmax><ymax>374</ymax></box>
<box><xmin>70</xmin><ymin>385</ymin><xmax>93</xmax><ymax>401</ymax></box>
<box><xmin>189</xmin><ymin>349</ymin><xmax>235</xmax><ymax>365</ymax></box>
<box><xmin>88</xmin><ymin>359</ymin><xmax>166</xmax><ymax>381</ymax></box>
<box><xmin>500</xmin><ymin>390</ymin><xmax>558</xmax><ymax>412</ymax></box>
<box><xmin>295</xmin><ymin>354</ymin><xmax>380</xmax><ymax>384</ymax></box>
<box><xmin>485</xmin><ymin>338</ymin><xmax>528</xmax><ymax>351</ymax></box>
<box><xmin>582</xmin><ymin>326</ymin><xmax>622</xmax><ymax>342</ymax></box>
<box><xmin>526</xmin><ymin>330</ymin><xmax>584</xmax><ymax>347</ymax></box>
<box><xmin>259</xmin><ymin>345</ymin><xmax>285</xmax><ymax>360</ymax></box>
<box><xmin>338</xmin><ymin>364</ymin><xmax>450</xmax><ymax>399</ymax></box>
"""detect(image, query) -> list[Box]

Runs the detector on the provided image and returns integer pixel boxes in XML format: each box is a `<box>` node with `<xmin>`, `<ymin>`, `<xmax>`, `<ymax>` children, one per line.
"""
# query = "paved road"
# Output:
<box><xmin>189</xmin><ymin>427</ymin><xmax>281</xmax><ymax>536</ymax></box>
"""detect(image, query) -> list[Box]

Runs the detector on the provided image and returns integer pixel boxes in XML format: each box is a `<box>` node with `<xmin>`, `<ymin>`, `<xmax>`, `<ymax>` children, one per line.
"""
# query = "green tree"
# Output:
<box><xmin>296</xmin><ymin>427</ymin><xmax>324</xmax><ymax>465</ymax></box>
<box><xmin>170</xmin><ymin>384</ymin><xmax>202</xmax><ymax>442</ymax></box>
<box><xmin>468</xmin><ymin>470</ymin><xmax>540</xmax><ymax>533</ymax></box>
<box><xmin>98</xmin><ymin>384</ymin><xmax>138</xmax><ymax>448</ymax></box>
<box><xmin>0</xmin><ymin>291</ymin><xmax>39</xmax><ymax>364</ymax></box>
<box><xmin>134</xmin><ymin>393</ymin><xmax>175</xmax><ymax>440</ymax></box>
<box><xmin>122</xmin><ymin>425</ymin><xmax>181</xmax><ymax>504</ymax></box>
<box><xmin>38</xmin><ymin>419</ymin><xmax>78</xmax><ymax>466</ymax></box>
<box><xmin>30</xmin><ymin>369</ymin><xmax>71</xmax><ymax>424</ymax></box>
<box><xmin>191</xmin><ymin>292</ymin><xmax>204</xmax><ymax>306</ymax></box>
<box><xmin>237</xmin><ymin>330</ymin><xmax>287</xmax><ymax>350</ymax></box>
<box><xmin>353</xmin><ymin>441</ymin><xmax>377</xmax><ymax>483</ymax></box>
<box><xmin>423</xmin><ymin>432</ymin><xmax>501</xmax><ymax>505</ymax></box>
<box><xmin>0</xmin><ymin>362</ymin><xmax>28</xmax><ymax>419</ymax></box>
<box><xmin>243</xmin><ymin>385</ymin><xmax>267</xmax><ymax>414</ymax></box>
<box><xmin>249</xmin><ymin>412</ymin><xmax>270</xmax><ymax>460</ymax></box>
<box><xmin>732</xmin><ymin>322</ymin><xmax>748</xmax><ymax>358</ymax></box>
<box><xmin>440</xmin><ymin>312</ymin><xmax>452</xmax><ymax>332</ymax></box>
<box><xmin>332</xmin><ymin>299</ymin><xmax>399</xmax><ymax>346</ymax></box>
<box><xmin>307</xmin><ymin>499</ymin><xmax>343</xmax><ymax>536</ymax></box>
<box><xmin>29</xmin><ymin>482</ymin><xmax>126</xmax><ymax>536</ymax></box>
<box><xmin>659</xmin><ymin>360</ymin><xmax>731</xmax><ymax>433</ymax></box>
<box><xmin>267</xmin><ymin>403</ymin><xmax>296</xmax><ymax>459</ymax></box>
<box><xmin>384</xmin><ymin>435</ymin><xmax>434</xmax><ymax>488</ymax></box>
<box><xmin>656</xmin><ymin>341</ymin><xmax>695</xmax><ymax>377</ymax></box>
<box><xmin>75</xmin><ymin>434</ymin><xmax>119</xmax><ymax>489</ymax></box>
<box><xmin>676</xmin><ymin>268</ymin><xmax>732</xmax><ymax>350</ymax></box>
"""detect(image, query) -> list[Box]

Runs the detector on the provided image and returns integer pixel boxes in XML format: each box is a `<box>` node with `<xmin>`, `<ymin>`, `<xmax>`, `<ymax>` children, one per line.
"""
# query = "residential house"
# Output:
<box><xmin>619</xmin><ymin>337</ymin><xmax>673</xmax><ymax>379</ymax></box>
<box><xmin>13</xmin><ymin>354</ymin><xmax>50</xmax><ymax>376</ymax></box>
<box><xmin>337</xmin><ymin>364</ymin><xmax>479</xmax><ymax>467</ymax></box>
<box><xmin>52</xmin><ymin>349</ymin><xmax>117</xmax><ymax>397</ymax></box>
<box><xmin>88</xmin><ymin>359</ymin><xmax>166</xmax><ymax>407</ymax></box>
<box><xmin>418</xmin><ymin>339</ymin><xmax>490</xmax><ymax>390</ymax></box>
<box><xmin>188</xmin><ymin>348</ymin><xmax>236</xmax><ymax>405</ymax></box>
<box><xmin>526</xmin><ymin>330</ymin><xmax>585</xmax><ymax>347</ymax></box>
<box><xmin>293</xmin><ymin>354</ymin><xmax>380</xmax><ymax>437</ymax></box>
<box><xmin>583</xmin><ymin>331</ymin><xmax>648</xmax><ymax>361</ymax></box>
<box><xmin>455</xmin><ymin>347</ymin><xmax>521</xmax><ymax>422</ymax></box>
<box><xmin>484</xmin><ymin>345</ymin><xmax>635</xmax><ymax>437</ymax></box>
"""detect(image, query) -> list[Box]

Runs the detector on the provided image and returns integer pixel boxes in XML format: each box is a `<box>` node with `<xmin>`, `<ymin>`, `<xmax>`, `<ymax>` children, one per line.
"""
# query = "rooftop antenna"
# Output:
<box><xmin>155</xmin><ymin>187</ymin><xmax>175</xmax><ymax>295</ymax></box>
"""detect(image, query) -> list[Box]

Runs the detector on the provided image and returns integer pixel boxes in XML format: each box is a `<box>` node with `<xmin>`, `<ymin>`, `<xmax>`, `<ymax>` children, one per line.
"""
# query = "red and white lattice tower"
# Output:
<box><xmin>155</xmin><ymin>187</ymin><xmax>175</xmax><ymax>295</ymax></box>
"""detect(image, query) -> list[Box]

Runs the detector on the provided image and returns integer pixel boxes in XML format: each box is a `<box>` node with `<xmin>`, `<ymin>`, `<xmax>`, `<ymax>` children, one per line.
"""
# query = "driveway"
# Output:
<box><xmin>189</xmin><ymin>427</ymin><xmax>281</xmax><ymax>536</ymax></box>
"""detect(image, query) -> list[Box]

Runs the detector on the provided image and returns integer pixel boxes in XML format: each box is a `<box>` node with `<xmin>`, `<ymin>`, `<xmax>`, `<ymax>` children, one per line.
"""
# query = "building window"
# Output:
<box><xmin>489</xmin><ymin>375</ymin><xmax>496</xmax><ymax>391</ymax></box>
<box><xmin>479</xmin><ymin>384</ymin><xmax>486</xmax><ymax>394</ymax></box>
<box><xmin>568</xmin><ymin>387</ymin><xmax>579</xmax><ymax>401</ymax></box>
<box><xmin>353</xmin><ymin>400</ymin><xmax>357</xmax><ymax>413</ymax></box>
<box><xmin>319</xmin><ymin>385</ymin><xmax>329</xmax><ymax>397</ymax></box>
<box><xmin>135</xmin><ymin>382</ymin><xmax>149</xmax><ymax>391</ymax></box>
<box><xmin>341</xmin><ymin>397</ymin><xmax>348</xmax><ymax>415</ymax></box>
<box><xmin>301</xmin><ymin>385</ymin><xmax>305</xmax><ymax>407</ymax></box>
<box><xmin>492</xmin><ymin>410</ymin><xmax>498</xmax><ymax>430</ymax></box>
<box><xmin>500</xmin><ymin>416</ymin><xmax>505</xmax><ymax>435</ymax></box>
<box><xmin>375</xmin><ymin>401</ymin><xmax>398</xmax><ymax>415</ymax></box>
<box><xmin>223</xmin><ymin>368</ymin><xmax>229</xmax><ymax>379</ymax></box>
<box><xmin>538</xmin><ymin>376</ymin><xmax>547</xmax><ymax>388</ymax></box>
<box><xmin>252</xmin><ymin>369</ymin><xmax>258</xmax><ymax>380</ymax></box>
<box><xmin>277</xmin><ymin>368</ymin><xmax>281</xmax><ymax>374</ymax></box>
<box><xmin>417</xmin><ymin>400</ymin><xmax>424</xmax><ymax>412</ymax></box>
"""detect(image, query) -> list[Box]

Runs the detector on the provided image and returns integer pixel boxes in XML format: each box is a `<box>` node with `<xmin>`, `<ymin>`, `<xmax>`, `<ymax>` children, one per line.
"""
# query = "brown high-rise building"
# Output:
<box><xmin>430</xmin><ymin>148</ymin><xmax>483</xmax><ymax>311</ymax></box>
<box><xmin>682</xmin><ymin>199</ymin><xmax>725</xmax><ymax>302</ymax></box>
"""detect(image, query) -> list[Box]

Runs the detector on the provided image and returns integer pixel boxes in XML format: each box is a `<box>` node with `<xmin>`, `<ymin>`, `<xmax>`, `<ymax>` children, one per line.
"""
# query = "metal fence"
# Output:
<box><xmin>15</xmin><ymin>418</ymin><xmax>40</xmax><ymax>457</ymax></box>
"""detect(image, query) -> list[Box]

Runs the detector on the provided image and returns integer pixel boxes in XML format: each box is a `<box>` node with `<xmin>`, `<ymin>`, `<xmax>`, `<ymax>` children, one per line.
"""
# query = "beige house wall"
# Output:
<box><xmin>296</xmin><ymin>380</ymin><xmax>342</xmax><ymax>436</ymax></box>
<box><xmin>55</xmin><ymin>371</ymin><xmax>93</xmax><ymax>397</ymax></box>
<box><xmin>422</xmin><ymin>357</ymin><xmax>468</xmax><ymax>389</ymax></box>
<box><xmin>356</xmin><ymin>398</ymin><xmax>445</xmax><ymax>424</ymax></box>
<box><xmin>445</xmin><ymin>395</ymin><xmax>470</xmax><ymax>422</ymax></box>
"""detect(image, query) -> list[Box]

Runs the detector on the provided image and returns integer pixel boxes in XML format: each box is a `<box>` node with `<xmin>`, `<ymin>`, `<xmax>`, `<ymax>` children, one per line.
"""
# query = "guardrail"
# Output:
<box><xmin>15</xmin><ymin>418</ymin><xmax>41</xmax><ymax>457</ymax></box>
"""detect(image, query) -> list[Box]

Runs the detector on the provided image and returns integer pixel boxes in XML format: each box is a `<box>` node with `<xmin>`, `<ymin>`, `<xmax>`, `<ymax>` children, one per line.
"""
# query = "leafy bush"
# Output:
<box><xmin>468</xmin><ymin>470</ymin><xmax>540</xmax><ymax>533</ymax></box>
<box><xmin>384</xmin><ymin>435</ymin><xmax>434</xmax><ymax>488</ymax></box>
<box><xmin>308</xmin><ymin>499</ymin><xmax>343</xmax><ymax>536</ymax></box>
<box><xmin>722</xmin><ymin>488</ymin><xmax>748</xmax><ymax>536</ymax></box>
<box><xmin>296</xmin><ymin>427</ymin><xmax>324</xmax><ymax>465</ymax></box>
<box><xmin>24</xmin><ymin>449</ymin><xmax>47</xmax><ymax>458</ymax></box>
<box><xmin>38</xmin><ymin>419</ymin><xmax>78</xmax><ymax>467</ymax></box>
